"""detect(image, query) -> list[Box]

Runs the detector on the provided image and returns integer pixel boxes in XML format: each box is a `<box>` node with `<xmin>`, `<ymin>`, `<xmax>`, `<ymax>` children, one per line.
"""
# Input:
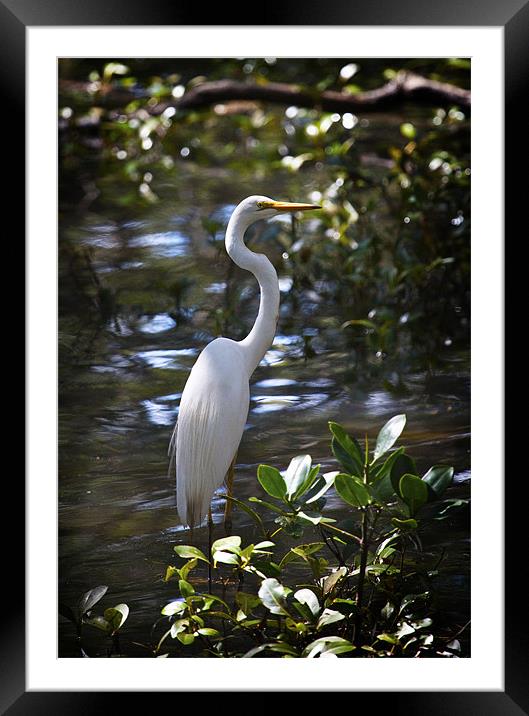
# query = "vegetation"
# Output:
<box><xmin>59</xmin><ymin>58</ymin><xmax>469</xmax><ymax>371</ymax></box>
<box><xmin>60</xmin><ymin>416</ymin><xmax>468</xmax><ymax>658</ymax></box>
<box><xmin>58</xmin><ymin>58</ymin><xmax>470</xmax><ymax>658</ymax></box>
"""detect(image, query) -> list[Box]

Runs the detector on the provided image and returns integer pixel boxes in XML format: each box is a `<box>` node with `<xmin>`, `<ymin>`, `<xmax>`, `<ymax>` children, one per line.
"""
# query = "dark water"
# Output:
<box><xmin>58</xmin><ymin>159</ymin><xmax>470</xmax><ymax>657</ymax></box>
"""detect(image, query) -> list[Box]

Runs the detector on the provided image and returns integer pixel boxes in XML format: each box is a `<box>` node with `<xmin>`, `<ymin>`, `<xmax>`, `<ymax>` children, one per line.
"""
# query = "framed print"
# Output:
<box><xmin>8</xmin><ymin>0</ymin><xmax>518</xmax><ymax>711</ymax></box>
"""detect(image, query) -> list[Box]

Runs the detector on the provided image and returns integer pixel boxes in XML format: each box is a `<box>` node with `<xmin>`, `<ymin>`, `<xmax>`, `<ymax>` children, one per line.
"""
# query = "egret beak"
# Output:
<box><xmin>267</xmin><ymin>200</ymin><xmax>321</xmax><ymax>212</ymax></box>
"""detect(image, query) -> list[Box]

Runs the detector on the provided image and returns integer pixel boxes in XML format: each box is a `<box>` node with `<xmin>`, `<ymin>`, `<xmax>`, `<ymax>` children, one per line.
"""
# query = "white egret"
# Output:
<box><xmin>169</xmin><ymin>196</ymin><xmax>319</xmax><ymax>537</ymax></box>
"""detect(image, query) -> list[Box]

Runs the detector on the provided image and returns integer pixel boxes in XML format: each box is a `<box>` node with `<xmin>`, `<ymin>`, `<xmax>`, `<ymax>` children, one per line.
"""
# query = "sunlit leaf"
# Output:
<box><xmin>317</xmin><ymin>609</ymin><xmax>345</xmax><ymax>630</ymax></box>
<box><xmin>78</xmin><ymin>585</ymin><xmax>108</xmax><ymax>619</ymax></box>
<box><xmin>258</xmin><ymin>578</ymin><xmax>291</xmax><ymax>616</ymax></box>
<box><xmin>303</xmin><ymin>636</ymin><xmax>355</xmax><ymax>657</ymax></box>
<box><xmin>173</xmin><ymin>545</ymin><xmax>209</xmax><ymax>563</ymax></box>
<box><xmin>373</xmin><ymin>415</ymin><xmax>406</xmax><ymax>461</ymax></box>
<box><xmin>103</xmin><ymin>603</ymin><xmax>129</xmax><ymax>633</ymax></box>
<box><xmin>283</xmin><ymin>455</ymin><xmax>312</xmax><ymax>498</ymax></box>
<box><xmin>294</xmin><ymin>588</ymin><xmax>320</xmax><ymax>616</ymax></box>
<box><xmin>304</xmin><ymin>471</ymin><xmax>338</xmax><ymax>504</ymax></box>
<box><xmin>211</xmin><ymin>536</ymin><xmax>241</xmax><ymax>554</ymax></box>
<box><xmin>161</xmin><ymin>600</ymin><xmax>186</xmax><ymax>616</ymax></box>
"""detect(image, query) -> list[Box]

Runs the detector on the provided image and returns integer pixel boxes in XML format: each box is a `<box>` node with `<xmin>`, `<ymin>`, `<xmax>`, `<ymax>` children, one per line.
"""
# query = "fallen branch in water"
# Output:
<box><xmin>173</xmin><ymin>72</ymin><xmax>470</xmax><ymax>112</ymax></box>
<box><xmin>60</xmin><ymin>70</ymin><xmax>470</xmax><ymax>118</ymax></box>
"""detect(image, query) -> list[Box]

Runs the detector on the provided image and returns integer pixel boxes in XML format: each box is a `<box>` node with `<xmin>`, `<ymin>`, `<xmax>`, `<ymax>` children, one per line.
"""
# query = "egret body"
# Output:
<box><xmin>171</xmin><ymin>196</ymin><xmax>319</xmax><ymax>529</ymax></box>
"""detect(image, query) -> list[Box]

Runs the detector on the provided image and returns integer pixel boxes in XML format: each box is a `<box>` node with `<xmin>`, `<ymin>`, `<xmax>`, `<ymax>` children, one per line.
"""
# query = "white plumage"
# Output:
<box><xmin>175</xmin><ymin>338</ymin><xmax>249</xmax><ymax>527</ymax></box>
<box><xmin>170</xmin><ymin>195</ymin><xmax>319</xmax><ymax>528</ymax></box>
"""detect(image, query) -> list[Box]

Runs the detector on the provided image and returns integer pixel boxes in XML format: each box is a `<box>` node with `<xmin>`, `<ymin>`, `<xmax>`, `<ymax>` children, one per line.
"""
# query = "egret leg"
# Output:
<box><xmin>207</xmin><ymin>507</ymin><xmax>213</xmax><ymax>594</ymax></box>
<box><xmin>224</xmin><ymin>455</ymin><xmax>236</xmax><ymax>535</ymax></box>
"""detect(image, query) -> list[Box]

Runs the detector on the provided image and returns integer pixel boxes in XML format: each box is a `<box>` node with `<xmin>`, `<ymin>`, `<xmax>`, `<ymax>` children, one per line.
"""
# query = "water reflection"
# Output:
<box><xmin>59</xmin><ymin>175</ymin><xmax>470</xmax><ymax>658</ymax></box>
<box><xmin>129</xmin><ymin>230</ymin><xmax>189</xmax><ymax>257</ymax></box>
<box><xmin>135</xmin><ymin>348</ymin><xmax>198</xmax><ymax>369</ymax></box>
<box><xmin>138</xmin><ymin>313</ymin><xmax>177</xmax><ymax>334</ymax></box>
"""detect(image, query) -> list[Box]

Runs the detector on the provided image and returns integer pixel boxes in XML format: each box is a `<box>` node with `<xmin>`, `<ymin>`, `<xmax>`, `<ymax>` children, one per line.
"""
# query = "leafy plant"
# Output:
<box><xmin>153</xmin><ymin>414</ymin><xmax>462</xmax><ymax>658</ymax></box>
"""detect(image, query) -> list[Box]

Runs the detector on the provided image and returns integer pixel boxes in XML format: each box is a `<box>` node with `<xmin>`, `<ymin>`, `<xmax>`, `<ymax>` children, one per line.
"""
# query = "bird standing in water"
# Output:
<box><xmin>169</xmin><ymin>196</ymin><xmax>319</xmax><ymax>549</ymax></box>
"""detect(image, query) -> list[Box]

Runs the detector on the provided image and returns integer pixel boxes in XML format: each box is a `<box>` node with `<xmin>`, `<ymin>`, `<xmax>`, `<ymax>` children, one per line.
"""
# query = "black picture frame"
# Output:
<box><xmin>8</xmin><ymin>0</ymin><xmax>517</xmax><ymax>712</ymax></box>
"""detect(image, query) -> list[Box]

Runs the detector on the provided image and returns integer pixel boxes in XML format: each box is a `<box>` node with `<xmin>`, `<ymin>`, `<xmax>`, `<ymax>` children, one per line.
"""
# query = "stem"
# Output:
<box><xmin>319</xmin><ymin>525</ymin><xmax>345</xmax><ymax>566</ymax></box>
<box><xmin>354</xmin><ymin>508</ymin><xmax>370</xmax><ymax>647</ymax></box>
<box><xmin>321</xmin><ymin>522</ymin><xmax>362</xmax><ymax>544</ymax></box>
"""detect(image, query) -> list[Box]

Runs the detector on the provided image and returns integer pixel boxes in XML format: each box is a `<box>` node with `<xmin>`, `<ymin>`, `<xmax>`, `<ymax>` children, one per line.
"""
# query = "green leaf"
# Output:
<box><xmin>251</xmin><ymin>560</ymin><xmax>282</xmax><ymax>578</ymax></box>
<box><xmin>170</xmin><ymin>619</ymin><xmax>188</xmax><ymax>638</ymax></box>
<box><xmin>244</xmin><ymin>643</ymin><xmax>298</xmax><ymax>658</ymax></box>
<box><xmin>211</xmin><ymin>535</ymin><xmax>241</xmax><ymax>554</ymax></box>
<box><xmin>198</xmin><ymin>628</ymin><xmax>221</xmax><ymax>637</ymax></box>
<box><xmin>176</xmin><ymin>632</ymin><xmax>195</xmax><ymax>645</ymax></box>
<box><xmin>178</xmin><ymin>580</ymin><xmax>195</xmax><ymax>597</ymax></box>
<box><xmin>248</xmin><ymin>497</ymin><xmax>287</xmax><ymax>514</ymax></box>
<box><xmin>222</xmin><ymin>495</ymin><xmax>266</xmax><ymax>532</ymax></box>
<box><xmin>254</xmin><ymin>540</ymin><xmax>275</xmax><ymax>550</ymax></box>
<box><xmin>399</xmin><ymin>473</ymin><xmax>428</xmax><ymax>516</ymax></box>
<box><xmin>322</xmin><ymin>567</ymin><xmax>348</xmax><ymax>595</ymax></box>
<box><xmin>164</xmin><ymin>566</ymin><xmax>178</xmax><ymax>582</ymax></box>
<box><xmin>331</xmin><ymin>437</ymin><xmax>359</xmax><ymax>476</ymax></box>
<box><xmin>335</xmin><ymin>473</ymin><xmax>371</xmax><ymax>508</ymax></box>
<box><xmin>373</xmin><ymin>414</ymin><xmax>406</xmax><ymax>461</ymax></box>
<box><xmin>202</xmin><ymin>594</ymin><xmax>231</xmax><ymax>611</ymax></box>
<box><xmin>292</xmin><ymin>464</ymin><xmax>320</xmax><ymax>501</ymax></box>
<box><xmin>236</xmin><ymin>591</ymin><xmax>261</xmax><ymax>615</ymax></box>
<box><xmin>305</xmin><ymin>470</ymin><xmax>338</xmax><ymax>504</ymax></box>
<box><xmin>377</xmin><ymin>633</ymin><xmax>399</xmax><ymax>645</ymax></box>
<box><xmin>78</xmin><ymin>585</ymin><xmax>108</xmax><ymax>619</ymax></box>
<box><xmin>243</xmin><ymin>644</ymin><xmax>271</xmax><ymax>658</ymax></box>
<box><xmin>173</xmin><ymin>545</ymin><xmax>209</xmax><ymax>563</ymax></box>
<box><xmin>161</xmin><ymin>600</ymin><xmax>186</xmax><ymax>616</ymax></box>
<box><xmin>373</xmin><ymin>446</ymin><xmax>405</xmax><ymax>480</ymax></box>
<box><xmin>283</xmin><ymin>455</ymin><xmax>312</xmax><ymax>498</ymax></box>
<box><xmin>280</xmin><ymin>542</ymin><xmax>326</xmax><ymax>568</ymax></box>
<box><xmin>258</xmin><ymin>578</ymin><xmax>291</xmax><ymax>616</ymax></box>
<box><xmin>83</xmin><ymin>616</ymin><xmax>110</xmax><ymax>632</ymax></box>
<box><xmin>317</xmin><ymin>609</ymin><xmax>345</xmax><ymax>631</ymax></box>
<box><xmin>257</xmin><ymin>464</ymin><xmax>287</xmax><ymax>499</ymax></box>
<box><xmin>213</xmin><ymin>551</ymin><xmax>240</xmax><ymax>566</ymax></box>
<box><xmin>103</xmin><ymin>604</ymin><xmax>129</xmax><ymax>633</ymax></box>
<box><xmin>391</xmin><ymin>517</ymin><xmax>418</xmax><ymax>530</ymax></box>
<box><xmin>422</xmin><ymin>466</ymin><xmax>454</xmax><ymax>498</ymax></box>
<box><xmin>286</xmin><ymin>618</ymin><xmax>308</xmax><ymax>634</ymax></box>
<box><xmin>303</xmin><ymin>636</ymin><xmax>355</xmax><ymax>658</ymax></box>
<box><xmin>177</xmin><ymin>558</ymin><xmax>198</xmax><ymax>582</ymax></box>
<box><xmin>341</xmin><ymin>319</ymin><xmax>377</xmax><ymax>330</ymax></box>
<box><xmin>329</xmin><ymin>422</ymin><xmax>364</xmax><ymax>476</ymax></box>
<box><xmin>294</xmin><ymin>588</ymin><xmax>320</xmax><ymax>616</ymax></box>
<box><xmin>298</xmin><ymin>510</ymin><xmax>323</xmax><ymax>525</ymax></box>
<box><xmin>371</xmin><ymin>448</ymin><xmax>406</xmax><ymax>502</ymax></box>
<box><xmin>240</xmin><ymin>544</ymin><xmax>255</xmax><ymax>561</ymax></box>
<box><xmin>390</xmin><ymin>453</ymin><xmax>418</xmax><ymax>495</ymax></box>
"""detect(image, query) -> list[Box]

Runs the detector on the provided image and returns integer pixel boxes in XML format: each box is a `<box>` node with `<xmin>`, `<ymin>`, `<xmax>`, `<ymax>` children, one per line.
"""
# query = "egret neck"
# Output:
<box><xmin>225</xmin><ymin>208</ymin><xmax>280</xmax><ymax>376</ymax></box>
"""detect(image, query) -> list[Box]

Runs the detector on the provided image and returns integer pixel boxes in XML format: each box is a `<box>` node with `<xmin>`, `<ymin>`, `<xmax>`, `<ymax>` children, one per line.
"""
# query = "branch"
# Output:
<box><xmin>172</xmin><ymin>72</ymin><xmax>470</xmax><ymax>113</ymax></box>
<box><xmin>60</xmin><ymin>71</ymin><xmax>470</xmax><ymax>119</ymax></box>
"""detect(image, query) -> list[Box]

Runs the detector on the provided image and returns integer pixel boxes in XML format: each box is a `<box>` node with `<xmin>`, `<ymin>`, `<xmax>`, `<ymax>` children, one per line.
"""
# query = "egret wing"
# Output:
<box><xmin>174</xmin><ymin>339</ymin><xmax>250</xmax><ymax>527</ymax></box>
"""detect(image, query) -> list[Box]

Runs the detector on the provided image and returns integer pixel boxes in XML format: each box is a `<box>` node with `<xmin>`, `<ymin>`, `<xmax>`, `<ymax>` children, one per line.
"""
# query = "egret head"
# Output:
<box><xmin>236</xmin><ymin>195</ymin><xmax>321</xmax><ymax>222</ymax></box>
